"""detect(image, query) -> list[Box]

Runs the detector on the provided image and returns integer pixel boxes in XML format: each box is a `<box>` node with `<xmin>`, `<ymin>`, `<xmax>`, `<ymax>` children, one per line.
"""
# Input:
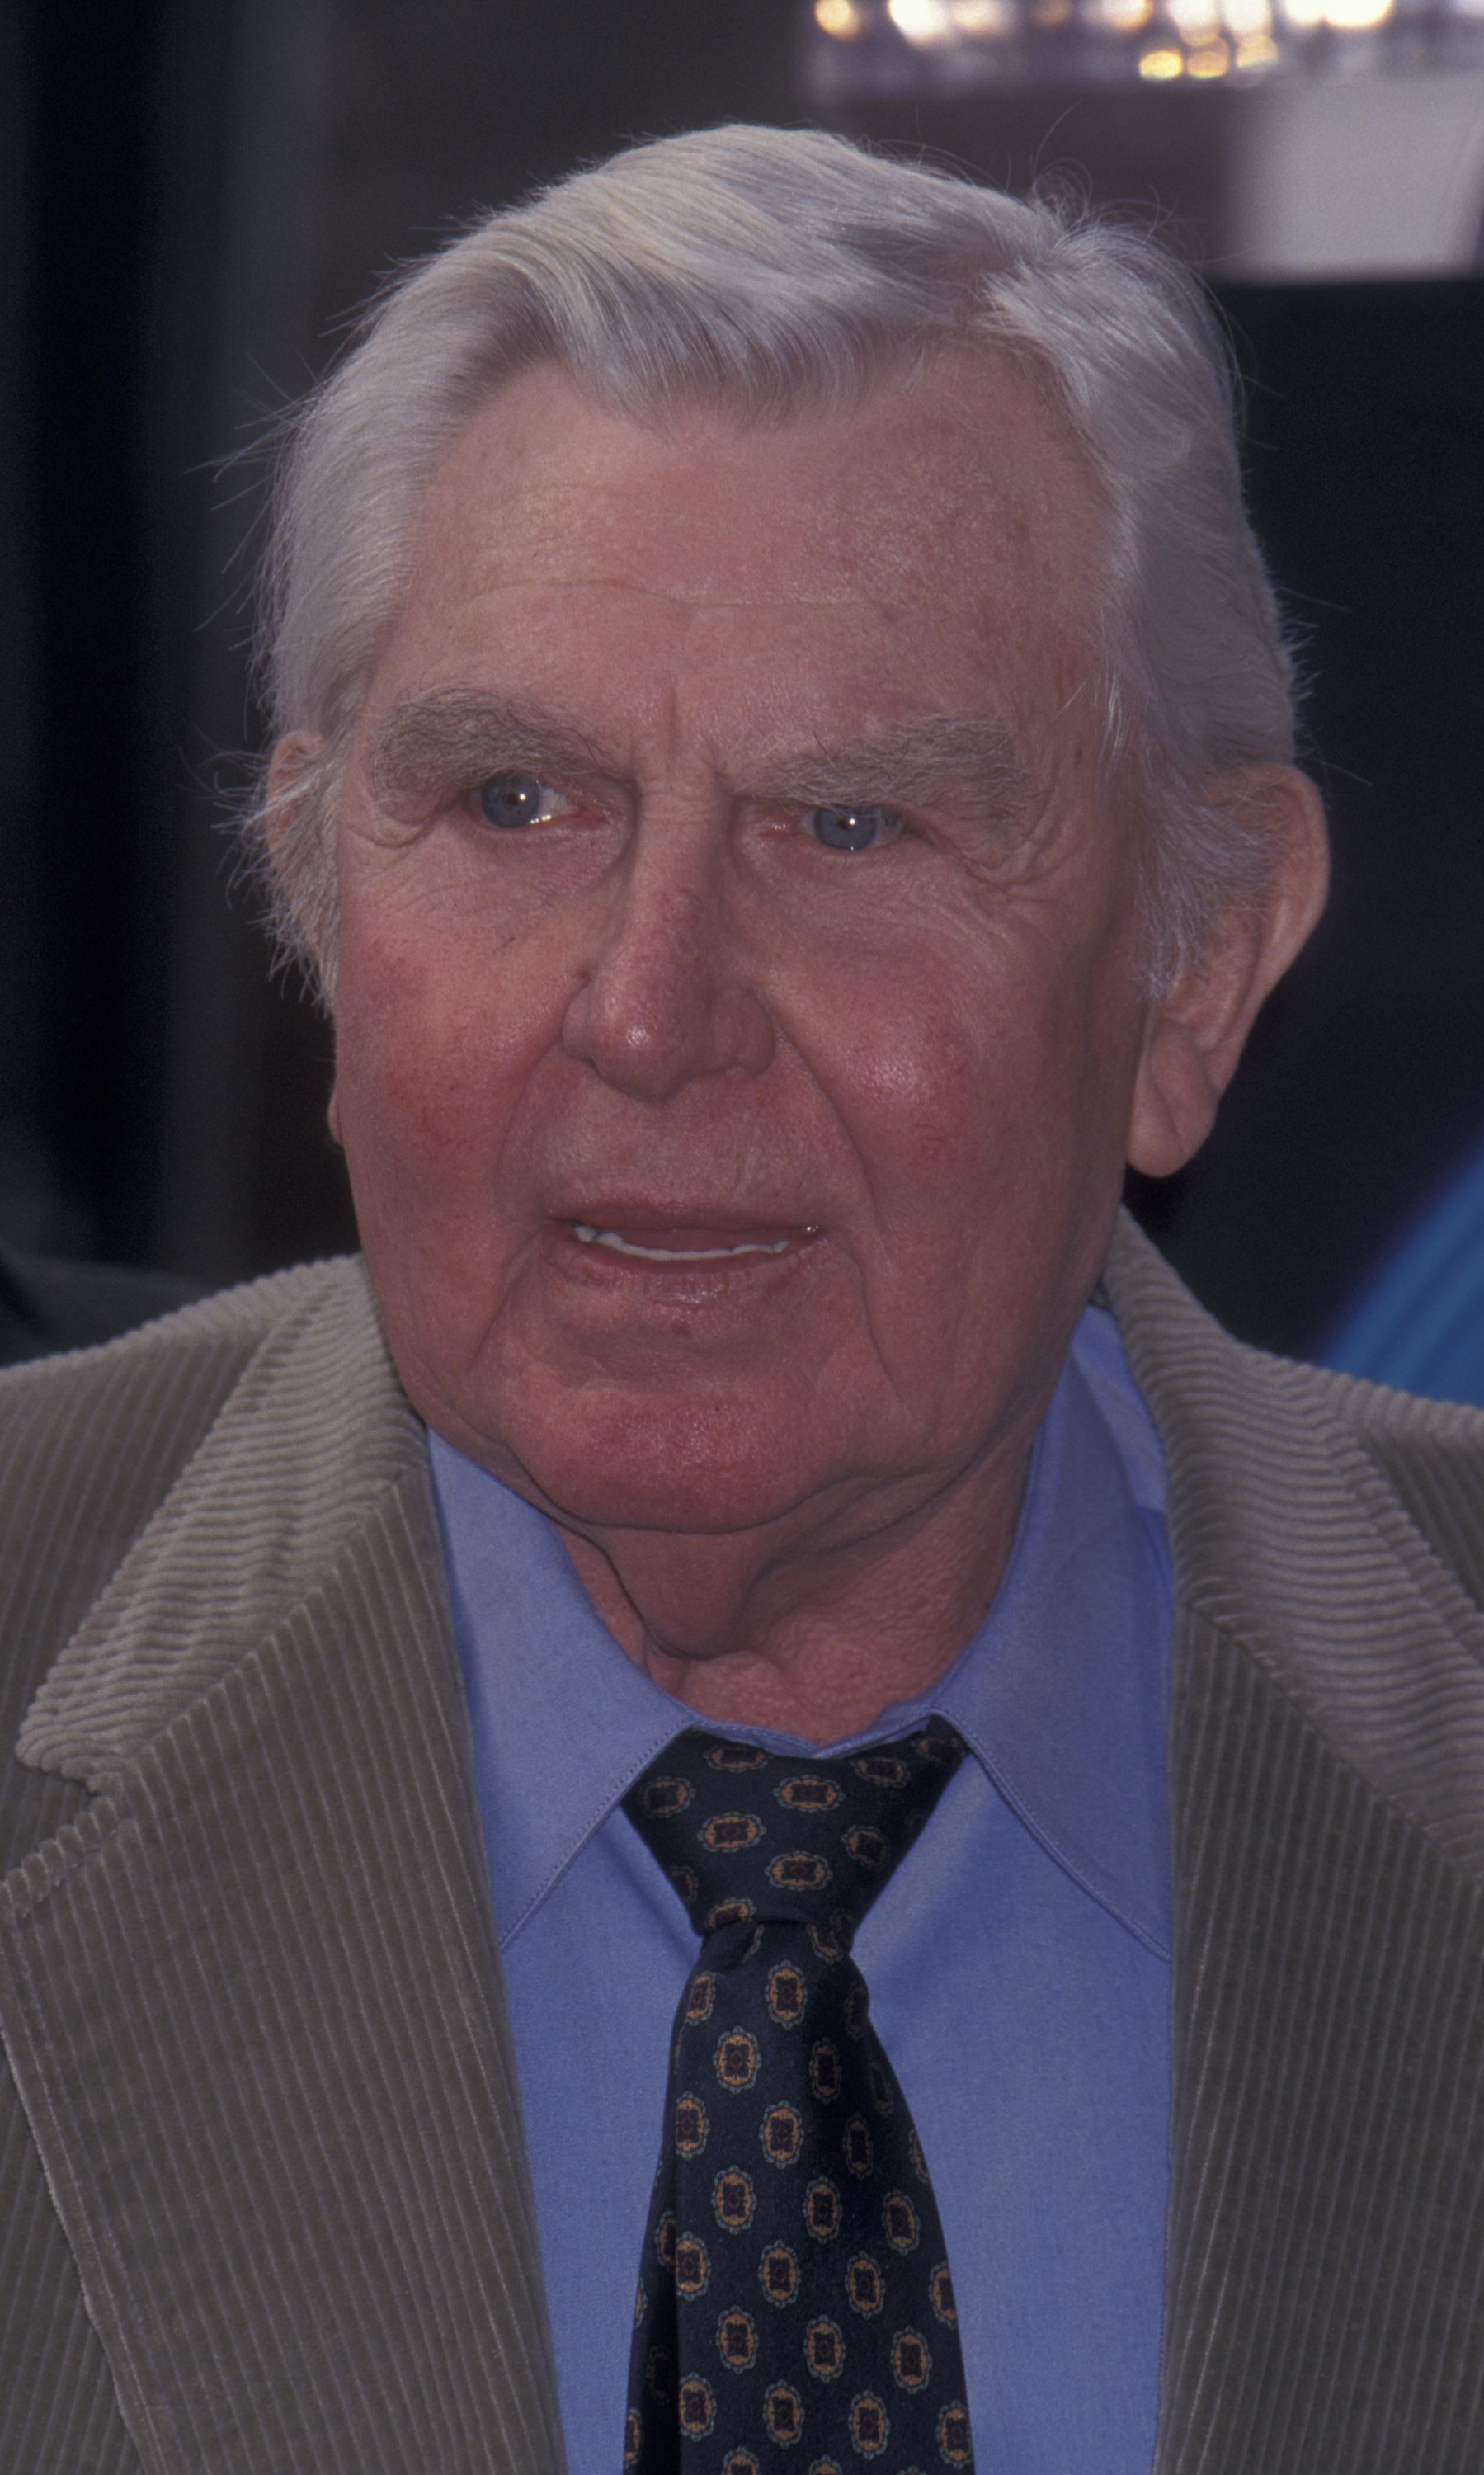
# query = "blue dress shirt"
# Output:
<box><xmin>430</xmin><ymin>1301</ymin><xmax>1171</xmax><ymax>2474</ymax></box>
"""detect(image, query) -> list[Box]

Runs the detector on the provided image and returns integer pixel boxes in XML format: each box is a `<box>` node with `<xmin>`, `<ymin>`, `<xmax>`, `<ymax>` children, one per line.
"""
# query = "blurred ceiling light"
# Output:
<box><xmin>953</xmin><ymin>0</ymin><xmax>1016</xmax><ymax>30</ymax></box>
<box><xmin>887</xmin><ymin>0</ymin><xmax>959</xmax><ymax>39</ymax></box>
<box><xmin>803</xmin><ymin>0</ymin><xmax>1484</xmax><ymax>87</ymax></box>
<box><xmin>1089</xmin><ymin>0</ymin><xmax>1156</xmax><ymax>31</ymax></box>
<box><xmin>1168</xmin><ymin>0</ymin><xmax>1223</xmax><ymax>40</ymax></box>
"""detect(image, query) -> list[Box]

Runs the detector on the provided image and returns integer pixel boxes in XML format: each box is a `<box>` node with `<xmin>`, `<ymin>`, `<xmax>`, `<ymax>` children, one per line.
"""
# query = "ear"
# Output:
<box><xmin>1128</xmin><ymin>765</ymin><xmax>1329</xmax><ymax>1179</ymax></box>
<box><xmin>265</xmin><ymin>731</ymin><xmax>342</xmax><ymax>1134</ymax></box>
<box><xmin>263</xmin><ymin>731</ymin><xmax>324</xmax><ymax>851</ymax></box>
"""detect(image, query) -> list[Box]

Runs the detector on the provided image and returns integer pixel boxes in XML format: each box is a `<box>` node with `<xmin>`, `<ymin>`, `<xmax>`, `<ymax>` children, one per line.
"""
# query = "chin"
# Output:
<box><xmin>495</xmin><ymin>1383</ymin><xmax>825</xmax><ymax>1538</ymax></box>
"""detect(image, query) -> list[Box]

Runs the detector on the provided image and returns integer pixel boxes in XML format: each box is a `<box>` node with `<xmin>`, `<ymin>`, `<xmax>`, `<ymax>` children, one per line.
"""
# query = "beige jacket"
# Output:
<box><xmin>2</xmin><ymin>1215</ymin><xmax>1484</xmax><ymax>2475</ymax></box>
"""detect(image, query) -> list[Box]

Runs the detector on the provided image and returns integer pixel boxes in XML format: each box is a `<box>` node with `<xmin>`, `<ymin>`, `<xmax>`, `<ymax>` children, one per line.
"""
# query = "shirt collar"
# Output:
<box><xmin>429</xmin><ymin>1301</ymin><xmax>1170</xmax><ymax>1961</ymax></box>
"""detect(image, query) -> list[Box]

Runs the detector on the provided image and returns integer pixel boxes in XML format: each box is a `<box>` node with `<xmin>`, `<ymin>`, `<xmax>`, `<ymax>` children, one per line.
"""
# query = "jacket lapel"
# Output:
<box><xmin>0</xmin><ymin>1268</ymin><xmax>564</xmax><ymax>2475</ymax></box>
<box><xmin>1105</xmin><ymin>1217</ymin><xmax>1484</xmax><ymax>2475</ymax></box>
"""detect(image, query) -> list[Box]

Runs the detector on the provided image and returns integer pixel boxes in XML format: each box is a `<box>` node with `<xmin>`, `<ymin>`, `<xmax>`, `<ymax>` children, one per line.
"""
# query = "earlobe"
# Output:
<box><xmin>1127</xmin><ymin>765</ymin><xmax>1329</xmax><ymax>1180</ymax></box>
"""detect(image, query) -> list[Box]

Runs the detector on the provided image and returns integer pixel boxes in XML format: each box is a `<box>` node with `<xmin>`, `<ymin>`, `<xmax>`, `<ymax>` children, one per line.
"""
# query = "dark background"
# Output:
<box><xmin>5</xmin><ymin>0</ymin><xmax>1482</xmax><ymax>1356</ymax></box>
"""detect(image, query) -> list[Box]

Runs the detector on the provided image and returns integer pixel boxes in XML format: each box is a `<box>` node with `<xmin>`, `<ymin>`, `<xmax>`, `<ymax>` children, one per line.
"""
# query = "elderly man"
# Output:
<box><xmin>2</xmin><ymin>125</ymin><xmax>1482</xmax><ymax>2475</ymax></box>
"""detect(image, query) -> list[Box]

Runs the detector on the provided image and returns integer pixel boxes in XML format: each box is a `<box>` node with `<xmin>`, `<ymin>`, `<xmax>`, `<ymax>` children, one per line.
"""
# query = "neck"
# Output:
<box><xmin>555</xmin><ymin>1431</ymin><xmax>1035</xmax><ymax>1743</ymax></box>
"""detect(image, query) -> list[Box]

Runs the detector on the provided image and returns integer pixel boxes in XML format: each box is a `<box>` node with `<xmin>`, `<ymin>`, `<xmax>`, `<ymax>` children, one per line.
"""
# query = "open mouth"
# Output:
<box><xmin>568</xmin><ymin>1219</ymin><xmax>819</xmax><ymax>1265</ymax></box>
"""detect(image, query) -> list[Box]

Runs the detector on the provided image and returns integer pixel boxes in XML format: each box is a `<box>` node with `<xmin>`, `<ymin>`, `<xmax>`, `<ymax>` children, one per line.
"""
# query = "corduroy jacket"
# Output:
<box><xmin>2</xmin><ymin>1214</ymin><xmax>1484</xmax><ymax>2474</ymax></box>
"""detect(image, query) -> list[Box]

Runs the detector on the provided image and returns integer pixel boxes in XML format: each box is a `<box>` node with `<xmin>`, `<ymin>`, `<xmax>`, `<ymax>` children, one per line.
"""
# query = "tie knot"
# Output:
<box><xmin>623</xmin><ymin>1723</ymin><xmax>965</xmax><ymax>1948</ymax></box>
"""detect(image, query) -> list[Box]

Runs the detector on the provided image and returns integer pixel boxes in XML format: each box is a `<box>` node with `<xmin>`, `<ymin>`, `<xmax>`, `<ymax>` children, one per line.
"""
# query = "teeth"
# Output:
<box><xmin>572</xmin><ymin>1222</ymin><xmax>793</xmax><ymax>1262</ymax></box>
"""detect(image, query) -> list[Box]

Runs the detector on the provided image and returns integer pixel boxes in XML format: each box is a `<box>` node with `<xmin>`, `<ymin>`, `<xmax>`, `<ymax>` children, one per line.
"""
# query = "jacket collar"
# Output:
<box><xmin>0</xmin><ymin>1263</ymin><xmax>565</xmax><ymax>2475</ymax></box>
<box><xmin>1104</xmin><ymin>1214</ymin><xmax>1484</xmax><ymax>1864</ymax></box>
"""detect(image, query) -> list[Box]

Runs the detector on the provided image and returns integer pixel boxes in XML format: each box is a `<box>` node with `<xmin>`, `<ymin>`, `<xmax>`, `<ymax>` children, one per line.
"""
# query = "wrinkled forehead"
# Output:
<box><xmin>390</xmin><ymin>348</ymin><xmax>1107</xmax><ymax>684</ymax></box>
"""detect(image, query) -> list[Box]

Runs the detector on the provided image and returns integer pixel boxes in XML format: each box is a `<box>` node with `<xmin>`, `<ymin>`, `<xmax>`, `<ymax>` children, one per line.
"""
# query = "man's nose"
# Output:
<box><xmin>559</xmin><ymin>814</ymin><xmax>775</xmax><ymax>1102</ymax></box>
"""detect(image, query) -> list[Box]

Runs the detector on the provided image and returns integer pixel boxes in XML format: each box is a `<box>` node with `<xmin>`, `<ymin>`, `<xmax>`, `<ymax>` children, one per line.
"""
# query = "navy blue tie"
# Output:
<box><xmin>621</xmin><ymin>1724</ymin><xmax>975</xmax><ymax>2473</ymax></box>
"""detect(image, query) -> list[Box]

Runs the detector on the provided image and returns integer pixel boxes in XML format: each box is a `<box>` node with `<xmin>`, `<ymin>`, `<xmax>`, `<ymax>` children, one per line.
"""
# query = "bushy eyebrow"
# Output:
<box><xmin>755</xmin><ymin>715</ymin><xmax>1033</xmax><ymax>815</ymax></box>
<box><xmin>367</xmin><ymin>689</ymin><xmax>605</xmax><ymax>806</ymax></box>
<box><xmin>366</xmin><ymin>687</ymin><xmax>1033</xmax><ymax>816</ymax></box>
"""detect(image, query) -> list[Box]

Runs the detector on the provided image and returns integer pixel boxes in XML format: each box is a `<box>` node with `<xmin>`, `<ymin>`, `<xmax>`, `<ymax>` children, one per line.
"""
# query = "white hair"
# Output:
<box><xmin>252</xmin><ymin>123</ymin><xmax>1300</xmax><ymax>997</ymax></box>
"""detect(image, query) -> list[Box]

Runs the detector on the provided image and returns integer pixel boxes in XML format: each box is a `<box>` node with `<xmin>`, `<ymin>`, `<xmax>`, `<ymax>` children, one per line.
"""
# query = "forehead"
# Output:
<box><xmin>372</xmin><ymin>351</ymin><xmax>1104</xmax><ymax>737</ymax></box>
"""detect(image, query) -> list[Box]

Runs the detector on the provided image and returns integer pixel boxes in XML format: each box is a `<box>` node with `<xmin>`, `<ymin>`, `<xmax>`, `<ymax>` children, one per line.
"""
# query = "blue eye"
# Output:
<box><xmin>478</xmin><ymin>772</ymin><xmax>556</xmax><ymax>829</ymax></box>
<box><xmin>809</xmin><ymin>804</ymin><xmax>891</xmax><ymax>852</ymax></box>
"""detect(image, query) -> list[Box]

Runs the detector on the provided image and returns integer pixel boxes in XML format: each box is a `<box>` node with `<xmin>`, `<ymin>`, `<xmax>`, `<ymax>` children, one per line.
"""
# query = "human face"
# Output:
<box><xmin>328</xmin><ymin>358</ymin><xmax>1155</xmax><ymax>1558</ymax></box>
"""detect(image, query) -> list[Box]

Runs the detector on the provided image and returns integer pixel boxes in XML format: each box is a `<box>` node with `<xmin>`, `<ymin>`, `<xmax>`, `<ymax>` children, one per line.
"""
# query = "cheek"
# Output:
<box><xmin>804</xmin><ymin>935</ymin><xmax>1119</xmax><ymax>1215</ymax></box>
<box><xmin>330</xmin><ymin>895</ymin><xmax>549</xmax><ymax>1226</ymax></box>
<box><xmin>789</xmin><ymin>907</ymin><xmax>1146</xmax><ymax>1413</ymax></box>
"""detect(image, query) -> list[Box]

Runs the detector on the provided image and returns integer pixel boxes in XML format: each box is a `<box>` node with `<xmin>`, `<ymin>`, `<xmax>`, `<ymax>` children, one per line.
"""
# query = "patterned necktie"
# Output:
<box><xmin>621</xmin><ymin>1724</ymin><xmax>976</xmax><ymax>2473</ymax></box>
